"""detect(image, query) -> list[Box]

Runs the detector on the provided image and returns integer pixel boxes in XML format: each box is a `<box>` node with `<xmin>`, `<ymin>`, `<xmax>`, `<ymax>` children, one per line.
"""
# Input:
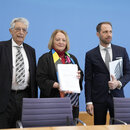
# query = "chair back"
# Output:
<box><xmin>113</xmin><ymin>97</ymin><xmax>130</xmax><ymax>124</ymax></box>
<box><xmin>21</xmin><ymin>97</ymin><xmax>73</xmax><ymax>127</ymax></box>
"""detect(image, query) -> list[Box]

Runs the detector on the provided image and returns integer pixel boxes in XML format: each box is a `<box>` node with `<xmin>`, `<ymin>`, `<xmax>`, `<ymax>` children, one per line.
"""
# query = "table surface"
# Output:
<box><xmin>0</xmin><ymin>125</ymin><xmax>130</xmax><ymax>130</ymax></box>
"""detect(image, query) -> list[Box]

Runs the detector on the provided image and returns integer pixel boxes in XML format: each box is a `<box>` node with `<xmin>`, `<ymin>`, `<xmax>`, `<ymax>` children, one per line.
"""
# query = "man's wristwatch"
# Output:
<box><xmin>117</xmin><ymin>80</ymin><xmax>122</xmax><ymax>89</ymax></box>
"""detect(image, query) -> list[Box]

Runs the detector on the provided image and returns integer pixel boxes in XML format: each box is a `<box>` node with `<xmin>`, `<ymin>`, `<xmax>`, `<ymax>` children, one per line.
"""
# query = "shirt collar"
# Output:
<box><xmin>12</xmin><ymin>39</ymin><xmax>24</xmax><ymax>48</ymax></box>
<box><xmin>99</xmin><ymin>43</ymin><xmax>111</xmax><ymax>50</ymax></box>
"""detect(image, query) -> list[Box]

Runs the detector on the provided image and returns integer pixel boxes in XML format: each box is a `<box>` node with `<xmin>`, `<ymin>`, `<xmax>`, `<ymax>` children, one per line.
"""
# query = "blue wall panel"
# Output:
<box><xmin>0</xmin><ymin>0</ymin><xmax>130</xmax><ymax>111</ymax></box>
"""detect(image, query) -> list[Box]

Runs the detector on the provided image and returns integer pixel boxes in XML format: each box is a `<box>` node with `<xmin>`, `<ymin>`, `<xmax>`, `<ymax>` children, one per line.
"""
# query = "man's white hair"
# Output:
<box><xmin>10</xmin><ymin>17</ymin><xmax>29</xmax><ymax>29</ymax></box>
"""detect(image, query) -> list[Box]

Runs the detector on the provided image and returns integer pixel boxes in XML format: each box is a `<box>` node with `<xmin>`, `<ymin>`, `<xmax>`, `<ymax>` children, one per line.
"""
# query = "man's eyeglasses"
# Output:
<box><xmin>14</xmin><ymin>28</ymin><xmax>27</xmax><ymax>33</ymax></box>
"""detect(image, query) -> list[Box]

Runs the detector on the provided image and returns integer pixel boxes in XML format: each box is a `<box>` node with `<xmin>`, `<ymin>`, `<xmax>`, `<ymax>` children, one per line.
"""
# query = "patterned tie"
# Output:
<box><xmin>65</xmin><ymin>93</ymin><xmax>79</xmax><ymax>107</ymax></box>
<box><xmin>104</xmin><ymin>48</ymin><xmax>110</xmax><ymax>70</ymax></box>
<box><xmin>15</xmin><ymin>46</ymin><xmax>25</xmax><ymax>85</ymax></box>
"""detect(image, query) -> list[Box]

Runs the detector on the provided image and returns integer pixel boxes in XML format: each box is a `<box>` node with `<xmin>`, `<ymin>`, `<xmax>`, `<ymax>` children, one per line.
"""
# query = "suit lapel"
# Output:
<box><xmin>6</xmin><ymin>40</ymin><xmax>13</xmax><ymax>74</ymax></box>
<box><xmin>50</xmin><ymin>51</ymin><xmax>57</xmax><ymax>80</ymax></box>
<box><xmin>95</xmin><ymin>46</ymin><xmax>109</xmax><ymax>71</ymax></box>
<box><xmin>111</xmin><ymin>44</ymin><xmax>117</xmax><ymax>61</ymax></box>
<box><xmin>96</xmin><ymin>46</ymin><xmax>104</xmax><ymax>62</ymax></box>
<box><xmin>23</xmin><ymin>44</ymin><xmax>31</xmax><ymax>71</ymax></box>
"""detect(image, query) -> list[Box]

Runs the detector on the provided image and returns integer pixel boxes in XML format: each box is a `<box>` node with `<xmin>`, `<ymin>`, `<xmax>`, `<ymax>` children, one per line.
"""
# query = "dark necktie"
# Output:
<box><xmin>104</xmin><ymin>48</ymin><xmax>110</xmax><ymax>70</ymax></box>
<box><xmin>15</xmin><ymin>46</ymin><xmax>25</xmax><ymax>85</ymax></box>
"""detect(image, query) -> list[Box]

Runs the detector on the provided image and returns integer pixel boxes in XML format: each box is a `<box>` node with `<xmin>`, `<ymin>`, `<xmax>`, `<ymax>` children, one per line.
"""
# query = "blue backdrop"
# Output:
<box><xmin>0</xmin><ymin>0</ymin><xmax>130</xmax><ymax>111</ymax></box>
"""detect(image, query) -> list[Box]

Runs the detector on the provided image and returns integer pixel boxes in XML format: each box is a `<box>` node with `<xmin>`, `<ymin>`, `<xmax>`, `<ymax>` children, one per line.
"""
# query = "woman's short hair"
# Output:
<box><xmin>48</xmin><ymin>29</ymin><xmax>70</xmax><ymax>51</ymax></box>
<box><xmin>10</xmin><ymin>17</ymin><xmax>29</xmax><ymax>30</ymax></box>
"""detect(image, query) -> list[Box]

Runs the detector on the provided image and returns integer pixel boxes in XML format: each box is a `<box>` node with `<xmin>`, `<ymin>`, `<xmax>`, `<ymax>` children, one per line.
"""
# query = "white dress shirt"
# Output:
<box><xmin>11</xmin><ymin>39</ymin><xmax>30</xmax><ymax>90</ymax></box>
<box><xmin>99</xmin><ymin>44</ymin><xmax>112</xmax><ymax>63</ymax></box>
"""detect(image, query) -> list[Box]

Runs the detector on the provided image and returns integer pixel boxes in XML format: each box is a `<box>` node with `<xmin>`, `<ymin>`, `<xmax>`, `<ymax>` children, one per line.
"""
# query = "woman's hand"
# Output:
<box><xmin>53</xmin><ymin>82</ymin><xmax>60</xmax><ymax>89</ymax></box>
<box><xmin>77</xmin><ymin>70</ymin><xmax>81</xmax><ymax>79</ymax></box>
<box><xmin>53</xmin><ymin>82</ymin><xmax>74</xmax><ymax>95</ymax></box>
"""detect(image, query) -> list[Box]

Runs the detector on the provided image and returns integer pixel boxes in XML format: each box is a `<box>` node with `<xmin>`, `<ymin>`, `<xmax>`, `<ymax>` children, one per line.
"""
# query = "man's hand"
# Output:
<box><xmin>86</xmin><ymin>104</ymin><xmax>94</xmax><ymax>116</ymax></box>
<box><xmin>108</xmin><ymin>75</ymin><xmax>120</xmax><ymax>90</ymax></box>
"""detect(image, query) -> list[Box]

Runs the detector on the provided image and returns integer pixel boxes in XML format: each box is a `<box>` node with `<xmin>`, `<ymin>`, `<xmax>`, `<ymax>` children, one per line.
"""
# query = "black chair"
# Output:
<box><xmin>17</xmin><ymin>97</ymin><xmax>86</xmax><ymax>128</ymax></box>
<box><xmin>111</xmin><ymin>97</ymin><xmax>130</xmax><ymax>125</ymax></box>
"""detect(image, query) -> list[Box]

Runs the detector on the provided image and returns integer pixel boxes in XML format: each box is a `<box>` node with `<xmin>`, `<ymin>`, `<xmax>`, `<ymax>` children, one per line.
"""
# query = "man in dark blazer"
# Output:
<box><xmin>85</xmin><ymin>22</ymin><xmax>130</xmax><ymax>125</ymax></box>
<box><xmin>0</xmin><ymin>17</ymin><xmax>37</xmax><ymax>129</ymax></box>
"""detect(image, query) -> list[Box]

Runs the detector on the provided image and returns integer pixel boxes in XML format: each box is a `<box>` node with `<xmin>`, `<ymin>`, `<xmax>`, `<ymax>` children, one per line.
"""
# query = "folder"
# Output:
<box><xmin>57</xmin><ymin>64</ymin><xmax>80</xmax><ymax>93</ymax></box>
<box><xmin>109</xmin><ymin>58</ymin><xmax>123</xmax><ymax>80</ymax></box>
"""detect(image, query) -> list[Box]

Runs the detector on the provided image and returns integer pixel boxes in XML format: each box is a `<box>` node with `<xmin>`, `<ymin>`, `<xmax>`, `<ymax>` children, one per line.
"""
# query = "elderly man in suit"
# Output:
<box><xmin>0</xmin><ymin>17</ymin><xmax>37</xmax><ymax>129</ymax></box>
<box><xmin>85</xmin><ymin>22</ymin><xmax>130</xmax><ymax>125</ymax></box>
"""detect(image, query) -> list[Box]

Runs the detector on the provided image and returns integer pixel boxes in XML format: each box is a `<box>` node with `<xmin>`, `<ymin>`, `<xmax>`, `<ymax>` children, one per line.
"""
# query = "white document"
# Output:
<box><xmin>57</xmin><ymin>64</ymin><xmax>80</xmax><ymax>93</ymax></box>
<box><xmin>109</xmin><ymin>58</ymin><xmax>123</xmax><ymax>80</ymax></box>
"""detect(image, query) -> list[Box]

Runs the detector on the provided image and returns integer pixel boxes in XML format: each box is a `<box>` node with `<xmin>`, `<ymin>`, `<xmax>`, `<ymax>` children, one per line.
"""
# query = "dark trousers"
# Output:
<box><xmin>0</xmin><ymin>111</ymin><xmax>8</xmax><ymax>129</ymax></box>
<box><xmin>93</xmin><ymin>94</ymin><xmax>114</xmax><ymax>125</ymax></box>
<box><xmin>0</xmin><ymin>89</ymin><xmax>30</xmax><ymax>129</ymax></box>
<box><xmin>72</xmin><ymin>106</ymin><xmax>79</xmax><ymax>125</ymax></box>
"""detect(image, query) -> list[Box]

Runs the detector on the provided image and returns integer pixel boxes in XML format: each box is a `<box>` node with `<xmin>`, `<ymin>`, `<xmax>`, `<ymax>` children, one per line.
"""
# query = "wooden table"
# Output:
<box><xmin>0</xmin><ymin>125</ymin><xmax>130</xmax><ymax>130</ymax></box>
